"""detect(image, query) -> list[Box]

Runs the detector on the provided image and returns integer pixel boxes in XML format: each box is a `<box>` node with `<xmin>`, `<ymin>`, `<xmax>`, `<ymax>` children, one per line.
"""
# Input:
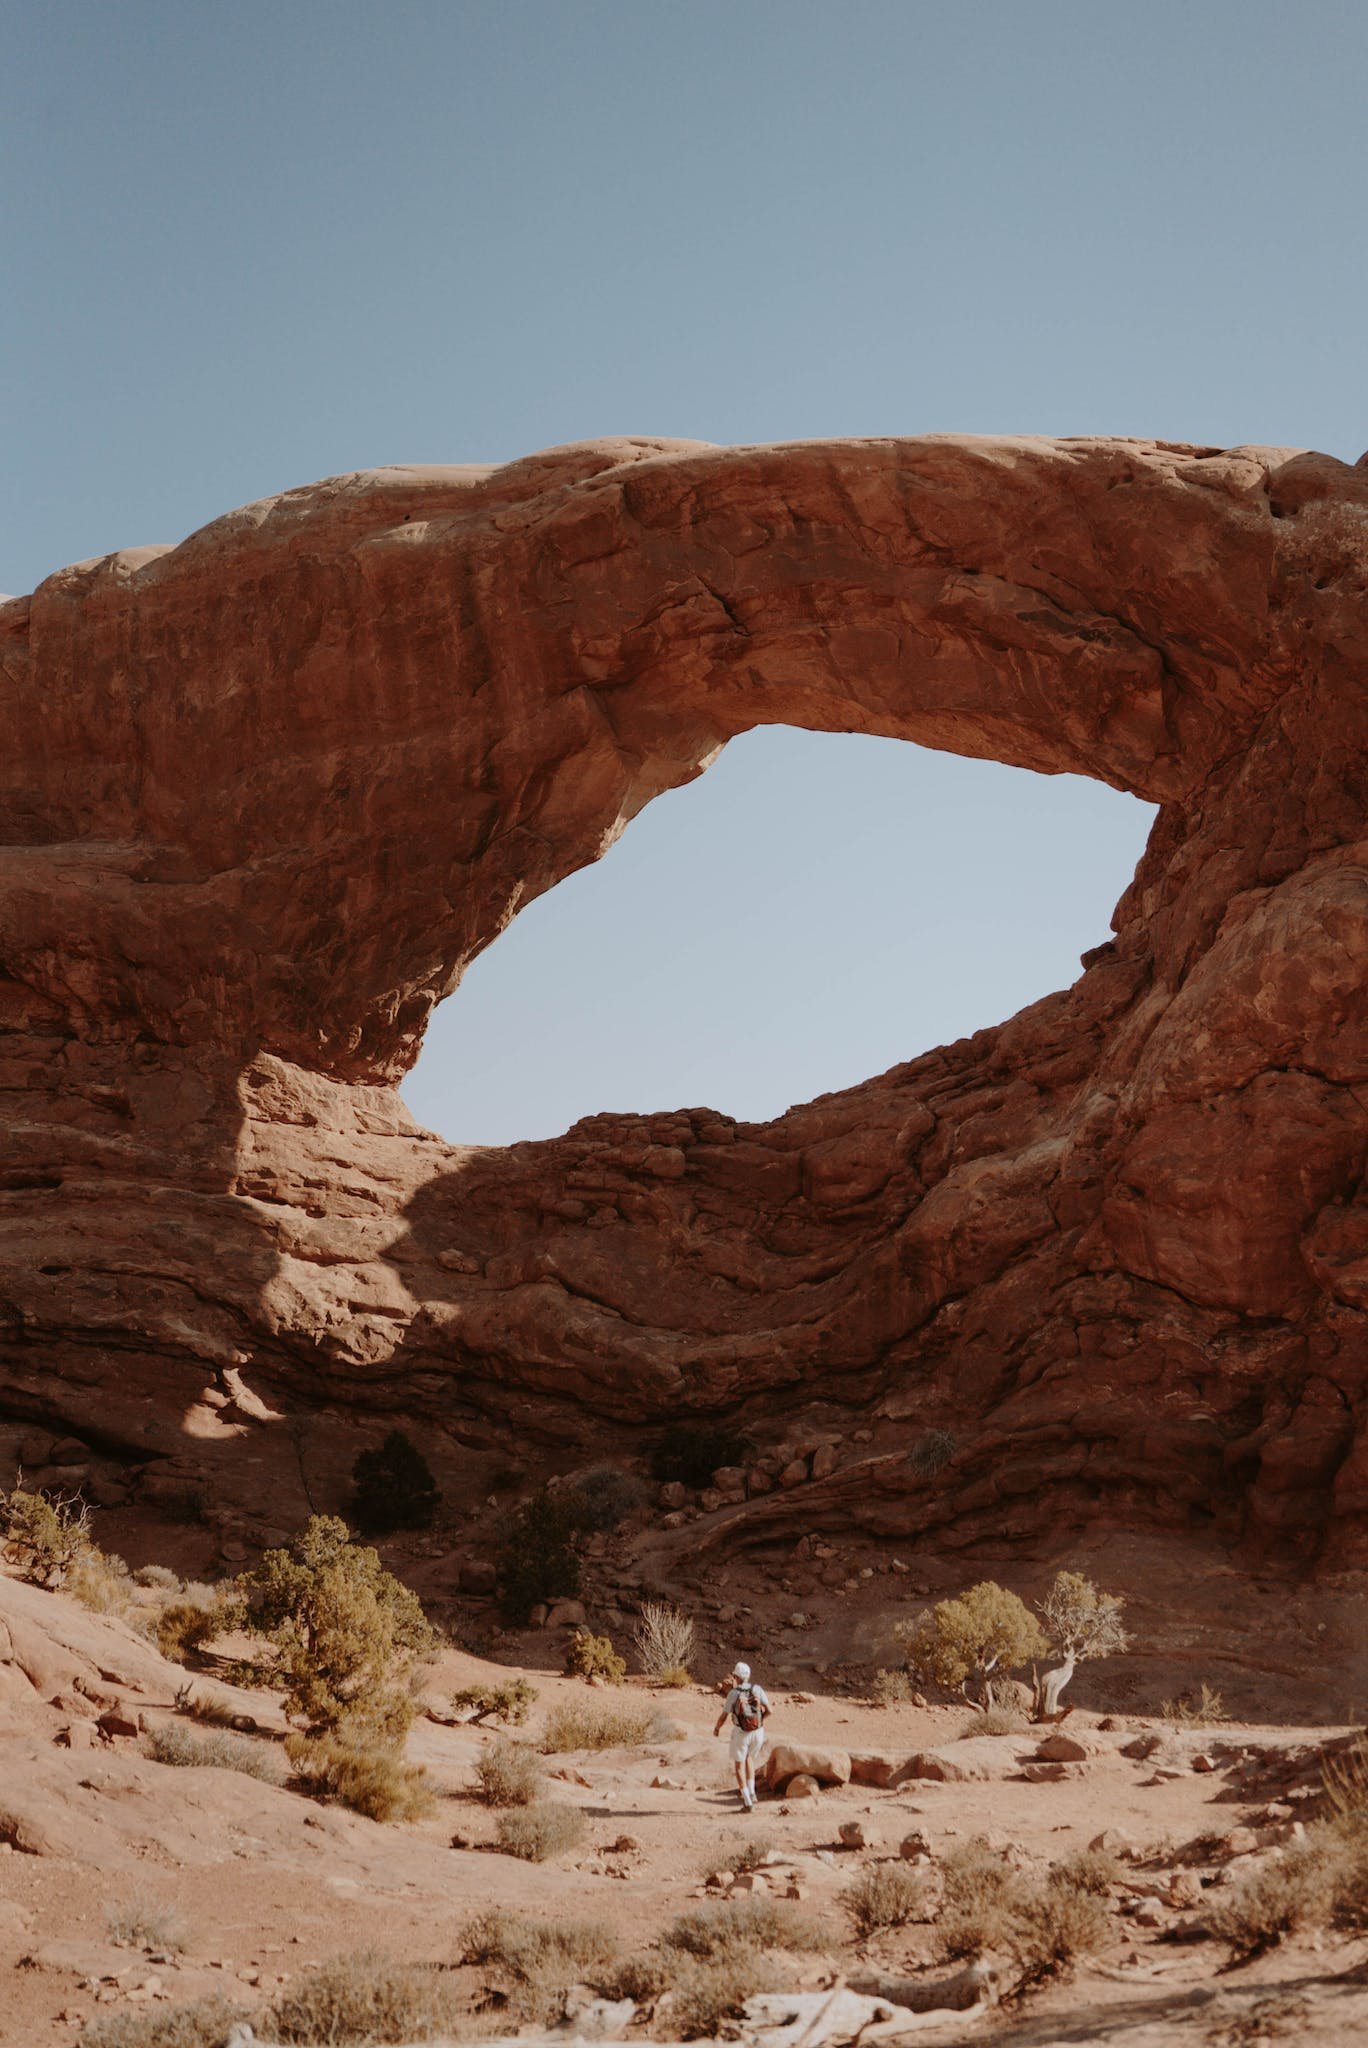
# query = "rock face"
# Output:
<box><xmin>3</xmin><ymin>434</ymin><xmax>1368</xmax><ymax>1561</ymax></box>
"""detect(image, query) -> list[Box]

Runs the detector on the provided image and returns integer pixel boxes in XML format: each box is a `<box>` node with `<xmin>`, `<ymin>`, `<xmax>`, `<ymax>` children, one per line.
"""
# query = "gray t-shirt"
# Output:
<box><xmin>724</xmin><ymin>1682</ymin><xmax>770</xmax><ymax>1727</ymax></box>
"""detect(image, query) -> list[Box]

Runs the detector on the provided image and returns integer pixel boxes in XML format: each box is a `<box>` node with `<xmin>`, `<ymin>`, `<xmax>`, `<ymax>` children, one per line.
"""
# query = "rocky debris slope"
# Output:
<box><xmin>3</xmin><ymin>437</ymin><xmax>1368</xmax><ymax>1562</ymax></box>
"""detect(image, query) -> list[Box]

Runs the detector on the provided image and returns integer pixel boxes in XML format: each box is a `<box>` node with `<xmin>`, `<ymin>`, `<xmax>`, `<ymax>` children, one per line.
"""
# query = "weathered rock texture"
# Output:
<box><xmin>3</xmin><ymin>434</ymin><xmax>1368</xmax><ymax>1560</ymax></box>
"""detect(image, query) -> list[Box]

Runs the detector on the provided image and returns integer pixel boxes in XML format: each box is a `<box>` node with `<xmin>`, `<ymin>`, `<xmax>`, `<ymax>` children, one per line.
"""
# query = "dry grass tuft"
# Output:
<box><xmin>1050</xmin><ymin>1847</ymin><xmax>1121</xmax><ymax>1895</ymax></box>
<box><xmin>286</xmin><ymin>1733</ymin><xmax>432</xmax><ymax>1822</ymax></box>
<box><xmin>665</xmin><ymin>1954</ymin><xmax>785</xmax><ymax>2039</ymax></box>
<box><xmin>1007</xmin><ymin>1877</ymin><xmax>1111</xmax><ymax>1985</ymax></box>
<box><xmin>960</xmin><ymin>1704</ymin><xmax>1028</xmax><ymax>1737</ymax></box>
<box><xmin>494</xmin><ymin>1802</ymin><xmax>587</xmax><ymax>1861</ymax></box>
<box><xmin>269</xmin><ymin>1951</ymin><xmax>469</xmax><ymax>2043</ymax></box>
<box><xmin>663</xmin><ymin>1897</ymin><xmax>826</xmax><ymax>1960</ymax></box>
<box><xmin>145</xmin><ymin>1721</ymin><xmax>280</xmax><ymax>1782</ymax></box>
<box><xmin>1206</xmin><ymin>1841</ymin><xmax>1336</xmax><ymax>1962</ymax></box>
<box><xmin>474</xmin><ymin>1736</ymin><xmax>543</xmax><ymax>1806</ymax></box>
<box><xmin>842</xmin><ymin>1863</ymin><xmax>936</xmax><ymax>1936</ymax></box>
<box><xmin>935</xmin><ymin>1838</ymin><xmax>1020</xmax><ymax>1960</ymax></box>
<box><xmin>78</xmin><ymin>1995</ymin><xmax>248</xmax><ymax>2048</ymax></box>
<box><xmin>104</xmin><ymin>1895</ymin><xmax>189</xmax><ymax>1953</ymax></box>
<box><xmin>1161</xmin><ymin>1681</ymin><xmax>1227</xmax><ymax>1726</ymax></box>
<box><xmin>633</xmin><ymin>1600</ymin><xmax>696</xmax><ymax>1681</ymax></box>
<box><xmin>459</xmin><ymin>1908</ymin><xmax>617</xmax><ymax>2024</ymax></box>
<box><xmin>712</xmin><ymin>1833</ymin><xmax>776</xmax><ymax>1878</ymax></box>
<box><xmin>540</xmin><ymin>1701</ymin><xmax>658</xmax><ymax>1752</ymax></box>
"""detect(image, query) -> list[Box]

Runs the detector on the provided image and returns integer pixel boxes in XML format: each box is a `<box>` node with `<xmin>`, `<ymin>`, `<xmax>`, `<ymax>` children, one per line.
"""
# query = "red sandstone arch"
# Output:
<box><xmin>3</xmin><ymin>434</ymin><xmax>1368</xmax><ymax>1564</ymax></box>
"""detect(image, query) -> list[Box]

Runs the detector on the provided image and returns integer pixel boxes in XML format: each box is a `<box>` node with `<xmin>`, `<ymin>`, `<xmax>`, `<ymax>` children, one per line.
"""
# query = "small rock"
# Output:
<box><xmin>658</xmin><ymin>1481</ymin><xmax>688</xmax><ymax>1509</ymax></box>
<box><xmin>96</xmin><ymin>1710</ymin><xmax>139</xmax><ymax>1740</ymax></box>
<box><xmin>1167</xmin><ymin>1871</ymin><xmax>1203</xmax><ymax>1908</ymax></box>
<box><xmin>810</xmin><ymin>1444</ymin><xmax>839</xmax><ymax>1480</ymax></box>
<box><xmin>838</xmin><ymin>1822</ymin><xmax>867</xmax><ymax>1850</ymax></box>
<box><xmin>704</xmin><ymin>1869</ymin><xmax>734</xmax><ymax>1891</ymax></box>
<box><xmin>650</xmin><ymin>1775</ymin><xmax>685</xmax><ymax>1790</ymax></box>
<box><xmin>545</xmin><ymin>1598</ymin><xmax>586</xmax><ymax>1629</ymax></box>
<box><xmin>778</xmin><ymin>1458</ymin><xmax>809</xmax><ymax>1489</ymax></box>
<box><xmin>731</xmin><ymin>1871</ymin><xmax>769</xmax><ymax>1892</ymax></box>
<box><xmin>1133</xmin><ymin>1900</ymin><xmax>1166</xmax><ymax>1929</ymax></box>
<box><xmin>1190</xmin><ymin>1752</ymin><xmax>1216</xmax><ymax>1773</ymax></box>
<box><xmin>900</xmin><ymin>1830</ymin><xmax>932</xmax><ymax>1860</ymax></box>
<box><xmin>1021</xmin><ymin>1762</ymin><xmax>1070</xmax><ymax>1783</ymax></box>
<box><xmin>785</xmin><ymin>1773</ymin><xmax>821</xmax><ymax>1798</ymax></box>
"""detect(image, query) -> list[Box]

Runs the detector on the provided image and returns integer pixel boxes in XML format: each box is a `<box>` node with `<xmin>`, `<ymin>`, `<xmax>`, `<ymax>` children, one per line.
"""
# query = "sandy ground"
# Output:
<box><xmin>4</xmin><ymin>1551</ymin><xmax>1368</xmax><ymax>2048</ymax></box>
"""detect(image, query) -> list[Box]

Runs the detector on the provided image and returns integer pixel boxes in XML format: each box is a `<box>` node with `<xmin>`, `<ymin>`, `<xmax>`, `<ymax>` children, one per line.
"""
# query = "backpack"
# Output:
<box><xmin>732</xmin><ymin>1684</ymin><xmax>763</xmax><ymax>1733</ymax></box>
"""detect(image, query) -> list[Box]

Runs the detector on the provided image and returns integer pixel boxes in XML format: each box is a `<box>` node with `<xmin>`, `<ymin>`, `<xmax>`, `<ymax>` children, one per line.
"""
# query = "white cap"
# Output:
<box><xmin>732</xmin><ymin>1661</ymin><xmax>751</xmax><ymax>1680</ymax></box>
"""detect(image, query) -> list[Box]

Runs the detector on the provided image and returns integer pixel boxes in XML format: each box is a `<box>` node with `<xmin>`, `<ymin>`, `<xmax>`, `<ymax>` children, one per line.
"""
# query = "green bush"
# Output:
<box><xmin>2</xmin><ymin>1480</ymin><xmax>92</xmax><ymax>1586</ymax></box>
<box><xmin>496</xmin><ymin>1492</ymin><xmax>582</xmax><ymax>1622</ymax></box>
<box><xmin>236</xmin><ymin>1514</ymin><xmax>435</xmax><ymax>1742</ymax></box>
<box><xmin>565</xmin><ymin>1628</ymin><xmax>626</xmax><ymax>1683</ymax></box>
<box><xmin>555</xmin><ymin>1465</ymin><xmax>648</xmax><ymax>1531</ymax></box>
<box><xmin>349</xmin><ymin>1430</ymin><xmax>441</xmax><ymax>1536</ymax></box>
<box><xmin>451</xmin><ymin>1676</ymin><xmax>537</xmax><ymax>1724</ymax></box>
<box><xmin>898</xmin><ymin>1582</ymin><xmax>1047</xmax><ymax>1710</ymax></box>
<box><xmin>155</xmin><ymin>1596</ymin><xmax>226</xmax><ymax>1665</ymax></box>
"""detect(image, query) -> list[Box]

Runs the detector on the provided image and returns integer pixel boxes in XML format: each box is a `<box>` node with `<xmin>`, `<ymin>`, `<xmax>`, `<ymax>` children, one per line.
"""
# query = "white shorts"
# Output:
<box><xmin>729</xmin><ymin>1725</ymin><xmax>765</xmax><ymax>1767</ymax></box>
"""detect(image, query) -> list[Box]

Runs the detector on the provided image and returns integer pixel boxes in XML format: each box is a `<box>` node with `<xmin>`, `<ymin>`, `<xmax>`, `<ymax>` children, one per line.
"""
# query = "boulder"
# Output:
<box><xmin>759</xmin><ymin>1743</ymin><xmax>852</xmax><ymax>1791</ymax></box>
<box><xmin>1033</xmin><ymin>1732</ymin><xmax>1091</xmax><ymax>1763</ymax></box>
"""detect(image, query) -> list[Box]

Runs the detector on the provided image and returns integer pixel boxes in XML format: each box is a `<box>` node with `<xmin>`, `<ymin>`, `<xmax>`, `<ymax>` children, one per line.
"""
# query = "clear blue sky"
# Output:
<box><xmin>8</xmin><ymin>3</ymin><xmax>1365</xmax><ymax>1141</ymax></box>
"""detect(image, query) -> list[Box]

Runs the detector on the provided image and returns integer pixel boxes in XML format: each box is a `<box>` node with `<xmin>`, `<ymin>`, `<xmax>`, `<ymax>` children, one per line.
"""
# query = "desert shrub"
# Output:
<box><xmin>1161</xmin><ymin>1681</ymin><xmax>1227</xmax><ymax>1726</ymax></box>
<box><xmin>842</xmin><ymin>1864</ymin><xmax>935</xmax><ymax>1936</ymax></box>
<box><xmin>565</xmin><ymin>1628</ymin><xmax>626</xmax><ymax>1683</ymax></box>
<box><xmin>657</xmin><ymin>1664</ymin><xmax>691</xmax><ymax>1689</ymax></box>
<box><xmin>711</xmin><ymin>1833</ymin><xmax>776</xmax><ymax>1878</ymax></box>
<box><xmin>634</xmin><ymin>1600</ymin><xmax>696</xmax><ymax>1680</ymax></box>
<box><xmin>156</xmin><ymin>1594</ymin><xmax>227</xmax><ymax>1664</ymax></box>
<box><xmin>459</xmin><ymin>1907</ymin><xmax>615</xmax><ymax>2021</ymax></box>
<box><xmin>555</xmin><ymin>1464</ymin><xmax>649</xmax><ymax>1531</ymax></box>
<box><xmin>156</xmin><ymin>1484</ymin><xmax>208</xmax><ymax>1526</ymax></box>
<box><xmin>496</xmin><ymin>1491</ymin><xmax>582</xmax><ymax>1622</ymax></box>
<box><xmin>667</xmin><ymin>1955</ymin><xmax>784</xmax><ymax>2039</ymax></box>
<box><xmin>1051</xmin><ymin>1847</ymin><xmax>1120</xmax><ymax>1895</ymax></box>
<box><xmin>475</xmin><ymin>1737</ymin><xmax>542</xmax><ymax>1806</ymax></box>
<box><xmin>79</xmin><ymin>1994</ymin><xmax>248</xmax><ymax>2048</ymax></box>
<box><xmin>105</xmin><ymin>1894</ymin><xmax>189</xmax><ymax>1952</ymax></box>
<box><xmin>540</xmin><ymin>1701</ymin><xmax>657</xmax><ymax>1752</ymax></box>
<box><xmin>1205</xmin><ymin>1842</ymin><xmax>1335</xmax><ymax>1961</ymax></box>
<box><xmin>172</xmin><ymin>1686</ymin><xmax>240</xmax><ymax>1728</ymax></box>
<box><xmin>650</xmin><ymin>1424</ymin><xmax>753</xmax><ymax>1490</ymax></box>
<box><xmin>935</xmin><ymin>1838</ymin><xmax>1022</xmax><ymax>1960</ymax></box>
<box><xmin>236</xmin><ymin>1514</ymin><xmax>435</xmax><ymax>1742</ymax></box>
<box><xmin>2</xmin><ymin>1480</ymin><xmax>92</xmax><ymax>1585</ymax></box>
<box><xmin>906</xmin><ymin>1429</ymin><xmax>957</xmax><ymax>1478</ymax></box>
<box><xmin>285</xmin><ymin>1733</ymin><xmax>433</xmax><ymax>1822</ymax></box>
<box><xmin>349</xmin><ymin>1430</ymin><xmax>442</xmax><ymax>1536</ymax></box>
<box><xmin>591</xmin><ymin>1951</ymin><xmax>673</xmax><ymax>2002</ymax></box>
<box><xmin>146</xmin><ymin>1721</ymin><xmax>280</xmax><ymax>1782</ymax></box>
<box><xmin>450</xmin><ymin>1677</ymin><xmax>537</xmax><ymax>1725</ymax></box>
<box><xmin>494</xmin><ymin>1802</ymin><xmax>587</xmax><ymax>1861</ymax></box>
<box><xmin>960</xmin><ymin>1704</ymin><xmax>1027</xmax><ymax>1737</ymax></box>
<box><xmin>898</xmin><ymin>1583</ymin><xmax>1048</xmax><ymax>1710</ymax></box>
<box><xmin>135</xmin><ymin>1564</ymin><xmax>182</xmax><ymax>1591</ymax></box>
<box><xmin>1008</xmin><ymin>1877</ymin><xmax>1110</xmax><ymax>1986</ymax></box>
<box><xmin>68</xmin><ymin>1546</ymin><xmax>139</xmax><ymax>1618</ymax></box>
<box><xmin>663</xmin><ymin>1897</ymin><xmax>825</xmax><ymax>1961</ymax></box>
<box><xmin>269</xmin><ymin>1952</ymin><xmax>467</xmax><ymax>2044</ymax></box>
<box><xmin>1326</xmin><ymin>1822</ymin><xmax>1368</xmax><ymax>1929</ymax></box>
<box><xmin>870</xmin><ymin>1667</ymin><xmax>915</xmax><ymax>1707</ymax></box>
<box><xmin>1033</xmin><ymin>1570</ymin><xmax>1130</xmax><ymax>1716</ymax></box>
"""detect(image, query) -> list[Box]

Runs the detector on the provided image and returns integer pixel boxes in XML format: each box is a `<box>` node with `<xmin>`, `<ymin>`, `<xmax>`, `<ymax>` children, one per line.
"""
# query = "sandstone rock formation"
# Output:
<box><xmin>3</xmin><ymin>434</ymin><xmax>1368</xmax><ymax>1562</ymax></box>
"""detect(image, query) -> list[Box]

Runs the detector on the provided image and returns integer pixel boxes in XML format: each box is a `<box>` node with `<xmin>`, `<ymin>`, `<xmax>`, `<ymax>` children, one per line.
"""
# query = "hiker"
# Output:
<box><xmin>713</xmin><ymin>1659</ymin><xmax>771</xmax><ymax>1810</ymax></box>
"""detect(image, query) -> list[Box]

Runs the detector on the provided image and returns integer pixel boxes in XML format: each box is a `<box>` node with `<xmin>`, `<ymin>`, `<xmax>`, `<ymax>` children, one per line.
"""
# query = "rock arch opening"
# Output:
<box><xmin>403</xmin><ymin>726</ymin><xmax>1157</xmax><ymax>1145</ymax></box>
